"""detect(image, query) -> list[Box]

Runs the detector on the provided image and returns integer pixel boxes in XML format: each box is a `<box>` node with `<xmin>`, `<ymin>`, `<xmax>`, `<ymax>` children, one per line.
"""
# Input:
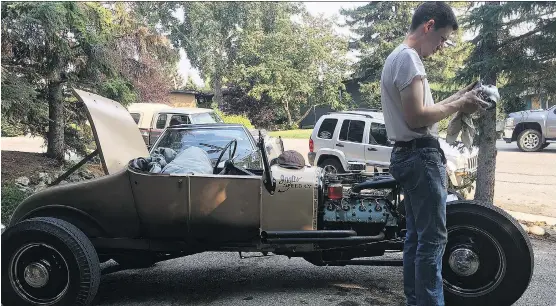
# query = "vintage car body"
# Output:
<box><xmin>2</xmin><ymin>89</ymin><xmax>534</xmax><ymax>306</ymax></box>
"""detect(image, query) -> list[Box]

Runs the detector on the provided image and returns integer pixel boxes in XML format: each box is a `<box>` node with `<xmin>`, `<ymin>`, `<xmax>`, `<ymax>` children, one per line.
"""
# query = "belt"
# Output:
<box><xmin>393</xmin><ymin>137</ymin><xmax>447</xmax><ymax>164</ymax></box>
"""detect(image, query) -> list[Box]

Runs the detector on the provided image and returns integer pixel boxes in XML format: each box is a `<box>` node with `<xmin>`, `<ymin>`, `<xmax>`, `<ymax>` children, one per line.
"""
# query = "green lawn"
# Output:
<box><xmin>268</xmin><ymin>129</ymin><xmax>313</xmax><ymax>139</ymax></box>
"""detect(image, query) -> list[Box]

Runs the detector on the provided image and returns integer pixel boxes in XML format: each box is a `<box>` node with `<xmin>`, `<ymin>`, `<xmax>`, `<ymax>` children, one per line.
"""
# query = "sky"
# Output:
<box><xmin>177</xmin><ymin>2</ymin><xmax>366</xmax><ymax>88</ymax></box>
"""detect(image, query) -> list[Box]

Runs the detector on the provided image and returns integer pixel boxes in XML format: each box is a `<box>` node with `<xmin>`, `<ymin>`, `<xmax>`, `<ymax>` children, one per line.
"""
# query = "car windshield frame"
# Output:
<box><xmin>189</xmin><ymin>112</ymin><xmax>224</xmax><ymax>124</ymax></box>
<box><xmin>150</xmin><ymin>125</ymin><xmax>263</xmax><ymax>170</ymax></box>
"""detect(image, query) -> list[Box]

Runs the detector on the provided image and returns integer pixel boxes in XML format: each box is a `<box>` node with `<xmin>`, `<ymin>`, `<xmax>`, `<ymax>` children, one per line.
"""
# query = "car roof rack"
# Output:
<box><xmin>325</xmin><ymin>111</ymin><xmax>374</xmax><ymax>119</ymax></box>
<box><xmin>352</xmin><ymin>108</ymin><xmax>382</xmax><ymax>112</ymax></box>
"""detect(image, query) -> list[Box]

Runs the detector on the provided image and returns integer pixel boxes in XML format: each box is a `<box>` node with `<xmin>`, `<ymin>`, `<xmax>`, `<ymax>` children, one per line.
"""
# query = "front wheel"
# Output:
<box><xmin>517</xmin><ymin>129</ymin><xmax>543</xmax><ymax>152</ymax></box>
<box><xmin>443</xmin><ymin>201</ymin><xmax>533</xmax><ymax>306</ymax></box>
<box><xmin>1</xmin><ymin>217</ymin><xmax>100</xmax><ymax>306</ymax></box>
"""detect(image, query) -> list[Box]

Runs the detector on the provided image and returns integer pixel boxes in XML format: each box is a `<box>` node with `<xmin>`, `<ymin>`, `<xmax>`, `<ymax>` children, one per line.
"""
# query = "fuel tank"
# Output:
<box><xmin>261</xmin><ymin>164</ymin><xmax>324</xmax><ymax>231</ymax></box>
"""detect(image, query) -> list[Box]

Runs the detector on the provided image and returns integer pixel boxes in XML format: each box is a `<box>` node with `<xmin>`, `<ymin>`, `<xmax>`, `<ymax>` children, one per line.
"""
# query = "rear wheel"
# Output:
<box><xmin>1</xmin><ymin>217</ymin><xmax>100</xmax><ymax>306</ymax></box>
<box><xmin>319</xmin><ymin>157</ymin><xmax>345</xmax><ymax>174</ymax></box>
<box><xmin>443</xmin><ymin>201</ymin><xmax>533</xmax><ymax>306</ymax></box>
<box><xmin>517</xmin><ymin>129</ymin><xmax>543</xmax><ymax>151</ymax></box>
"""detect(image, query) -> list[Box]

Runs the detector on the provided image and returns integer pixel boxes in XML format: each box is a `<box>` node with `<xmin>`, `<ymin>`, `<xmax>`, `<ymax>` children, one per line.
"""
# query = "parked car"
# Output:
<box><xmin>307</xmin><ymin>110</ymin><xmax>478</xmax><ymax>197</ymax></box>
<box><xmin>503</xmin><ymin>105</ymin><xmax>556</xmax><ymax>151</ymax></box>
<box><xmin>127</xmin><ymin>102</ymin><xmax>223</xmax><ymax>146</ymax></box>
<box><xmin>1</xmin><ymin>89</ymin><xmax>533</xmax><ymax>306</ymax></box>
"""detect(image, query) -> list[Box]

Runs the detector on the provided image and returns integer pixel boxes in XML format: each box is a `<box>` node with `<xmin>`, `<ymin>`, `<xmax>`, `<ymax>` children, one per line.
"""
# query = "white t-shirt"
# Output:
<box><xmin>380</xmin><ymin>44</ymin><xmax>438</xmax><ymax>142</ymax></box>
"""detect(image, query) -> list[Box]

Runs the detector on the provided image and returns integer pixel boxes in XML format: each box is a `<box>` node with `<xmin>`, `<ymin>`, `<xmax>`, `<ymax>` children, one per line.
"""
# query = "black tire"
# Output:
<box><xmin>517</xmin><ymin>129</ymin><xmax>543</xmax><ymax>152</ymax></box>
<box><xmin>1</xmin><ymin>217</ymin><xmax>100</xmax><ymax>306</ymax></box>
<box><xmin>319</xmin><ymin>157</ymin><xmax>345</xmax><ymax>174</ymax></box>
<box><xmin>443</xmin><ymin>200</ymin><xmax>533</xmax><ymax>306</ymax></box>
<box><xmin>541</xmin><ymin>143</ymin><xmax>550</xmax><ymax>149</ymax></box>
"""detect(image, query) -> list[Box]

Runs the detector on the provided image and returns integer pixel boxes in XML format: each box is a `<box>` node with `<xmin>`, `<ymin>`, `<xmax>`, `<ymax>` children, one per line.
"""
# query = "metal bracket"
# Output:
<box><xmin>49</xmin><ymin>149</ymin><xmax>99</xmax><ymax>186</ymax></box>
<box><xmin>239</xmin><ymin>251</ymin><xmax>271</xmax><ymax>259</ymax></box>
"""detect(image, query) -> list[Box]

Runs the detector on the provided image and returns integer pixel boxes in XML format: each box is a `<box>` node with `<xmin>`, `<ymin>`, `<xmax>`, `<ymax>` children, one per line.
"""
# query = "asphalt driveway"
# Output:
<box><xmin>94</xmin><ymin>238</ymin><xmax>555</xmax><ymax>306</ymax></box>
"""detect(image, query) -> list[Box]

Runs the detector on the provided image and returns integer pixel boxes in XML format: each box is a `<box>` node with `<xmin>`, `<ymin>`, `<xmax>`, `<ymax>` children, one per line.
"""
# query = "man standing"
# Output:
<box><xmin>380</xmin><ymin>2</ymin><xmax>486</xmax><ymax>306</ymax></box>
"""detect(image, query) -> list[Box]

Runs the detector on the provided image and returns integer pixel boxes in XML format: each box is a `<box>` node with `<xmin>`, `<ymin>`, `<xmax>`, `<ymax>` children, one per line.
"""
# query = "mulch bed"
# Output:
<box><xmin>1</xmin><ymin>150</ymin><xmax>65</xmax><ymax>186</ymax></box>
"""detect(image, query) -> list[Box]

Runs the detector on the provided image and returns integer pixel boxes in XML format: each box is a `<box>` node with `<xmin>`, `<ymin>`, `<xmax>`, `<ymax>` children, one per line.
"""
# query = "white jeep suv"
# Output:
<box><xmin>307</xmin><ymin>110</ymin><xmax>478</xmax><ymax>197</ymax></box>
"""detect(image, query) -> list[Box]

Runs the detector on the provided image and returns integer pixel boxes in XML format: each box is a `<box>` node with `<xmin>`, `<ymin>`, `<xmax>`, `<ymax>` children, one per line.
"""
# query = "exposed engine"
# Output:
<box><xmin>319</xmin><ymin>172</ymin><xmax>401</xmax><ymax>238</ymax></box>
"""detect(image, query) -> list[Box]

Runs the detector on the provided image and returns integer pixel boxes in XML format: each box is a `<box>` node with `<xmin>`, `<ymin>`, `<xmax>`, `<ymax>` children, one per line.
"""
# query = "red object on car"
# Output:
<box><xmin>327</xmin><ymin>184</ymin><xmax>343</xmax><ymax>200</ymax></box>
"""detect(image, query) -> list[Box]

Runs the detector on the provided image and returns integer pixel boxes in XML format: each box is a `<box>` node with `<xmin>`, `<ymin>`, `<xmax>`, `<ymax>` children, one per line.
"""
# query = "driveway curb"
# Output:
<box><xmin>506</xmin><ymin>209</ymin><xmax>556</xmax><ymax>226</ymax></box>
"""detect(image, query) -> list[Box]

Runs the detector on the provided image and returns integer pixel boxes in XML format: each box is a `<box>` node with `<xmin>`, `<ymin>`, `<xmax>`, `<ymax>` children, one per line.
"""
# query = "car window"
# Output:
<box><xmin>153</xmin><ymin>127</ymin><xmax>261</xmax><ymax>169</ymax></box>
<box><xmin>339</xmin><ymin>119</ymin><xmax>365</xmax><ymax>143</ymax></box>
<box><xmin>190</xmin><ymin>112</ymin><xmax>222</xmax><ymax>124</ymax></box>
<box><xmin>169</xmin><ymin>114</ymin><xmax>191</xmax><ymax>126</ymax></box>
<box><xmin>130</xmin><ymin>113</ymin><xmax>141</xmax><ymax>124</ymax></box>
<box><xmin>156</xmin><ymin>114</ymin><xmax>167</xmax><ymax>129</ymax></box>
<box><xmin>370</xmin><ymin>122</ymin><xmax>389</xmax><ymax>146</ymax></box>
<box><xmin>317</xmin><ymin>118</ymin><xmax>338</xmax><ymax>139</ymax></box>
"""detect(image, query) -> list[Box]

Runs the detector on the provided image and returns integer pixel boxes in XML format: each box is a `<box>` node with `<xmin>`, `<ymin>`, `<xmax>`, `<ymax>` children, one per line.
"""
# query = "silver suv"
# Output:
<box><xmin>307</xmin><ymin>110</ymin><xmax>478</xmax><ymax>197</ymax></box>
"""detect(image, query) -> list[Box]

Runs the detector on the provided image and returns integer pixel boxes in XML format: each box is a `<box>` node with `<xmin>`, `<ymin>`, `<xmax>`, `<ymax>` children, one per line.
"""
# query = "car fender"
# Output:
<box><xmin>15</xmin><ymin>205</ymin><xmax>108</xmax><ymax>238</ymax></box>
<box><xmin>315</xmin><ymin>149</ymin><xmax>349</xmax><ymax>170</ymax></box>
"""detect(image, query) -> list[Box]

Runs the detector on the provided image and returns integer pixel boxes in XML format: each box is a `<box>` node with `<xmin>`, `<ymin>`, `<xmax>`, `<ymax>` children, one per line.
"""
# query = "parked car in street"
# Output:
<box><xmin>307</xmin><ymin>110</ymin><xmax>478</xmax><ymax>197</ymax></box>
<box><xmin>127</xmin><ymin>103</ymin><xmax>223</xmax><ymax>147</ymax></box>
<box><xmin>503</xmin><ymin>105</ymin><xmax>556</xmax><ymax>151</ymax></box>
<box><xmin>1</xmin><ymin>89</ymin><xmax>533</xmax><ymax>306</ymax></box>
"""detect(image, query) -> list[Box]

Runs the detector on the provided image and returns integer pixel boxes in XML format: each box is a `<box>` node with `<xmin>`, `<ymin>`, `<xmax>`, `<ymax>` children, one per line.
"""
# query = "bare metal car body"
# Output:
<box><xmin>2</xmin><ymin>89</ymin><xmax>534</xmax><ymax>306</ymax></box>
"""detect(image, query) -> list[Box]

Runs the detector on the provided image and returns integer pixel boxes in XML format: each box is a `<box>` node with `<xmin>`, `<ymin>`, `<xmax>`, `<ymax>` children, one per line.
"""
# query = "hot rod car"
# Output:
<box><xmin>2</xmin><ymin>89</ymin><xmax>533</xmax><ymax>306</ymax></box>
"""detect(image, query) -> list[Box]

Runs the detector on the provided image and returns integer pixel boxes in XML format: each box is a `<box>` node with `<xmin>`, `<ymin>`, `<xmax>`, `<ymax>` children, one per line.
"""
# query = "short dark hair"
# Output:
<box><xmin>410</xmin><ymin>2</ymin><xmax>459</xmax><ymax>32</ymax></box>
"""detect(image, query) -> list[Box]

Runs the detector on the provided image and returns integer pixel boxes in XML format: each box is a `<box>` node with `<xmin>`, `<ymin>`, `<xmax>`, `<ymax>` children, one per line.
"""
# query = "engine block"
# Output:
<box><xmin>323</xmin><ymin>196</ymin><xmax>398</xmax><ymax>227</ymax></box>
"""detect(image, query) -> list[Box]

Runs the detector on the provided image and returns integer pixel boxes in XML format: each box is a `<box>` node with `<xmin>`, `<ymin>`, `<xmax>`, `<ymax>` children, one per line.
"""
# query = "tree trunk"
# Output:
<box><xmin>284</xmin><ymin>100</ymin><xmax>293</xmax><ymax>128</ymax></box>
<box><xmin>46</xmin><ymin>80</ymin><xmax>65</xmax><ymax>161</ymax></box>
<box><xmin>213</xmin><ymin>76</ymin><xmax>223</xmax><ymax>108</ymax></box>
<box><xmin>474</xmin><ymin>1</ymin><xmax>499</xmax><ymax>204</ymax></box>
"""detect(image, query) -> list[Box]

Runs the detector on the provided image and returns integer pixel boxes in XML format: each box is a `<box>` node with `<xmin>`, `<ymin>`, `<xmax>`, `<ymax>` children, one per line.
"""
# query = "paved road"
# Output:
<box><xmin>94</xmin><ymin>238</ymin><xmax>555</xmax><ymax>306</ymax></box>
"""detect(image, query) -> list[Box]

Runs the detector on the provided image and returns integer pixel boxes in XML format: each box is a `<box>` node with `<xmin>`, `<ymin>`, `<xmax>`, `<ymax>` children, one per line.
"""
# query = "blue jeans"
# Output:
<box><xmin>389</xmin><ymin>146</ymin><xmax>448</xmax><ymax>306</ymax></box>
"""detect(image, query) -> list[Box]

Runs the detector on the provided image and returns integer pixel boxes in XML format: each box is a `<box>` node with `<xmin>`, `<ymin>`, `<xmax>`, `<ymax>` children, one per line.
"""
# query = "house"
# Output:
<box><xmin>168</xmin><ymin>90</ymin><xmax>214</xmax><ymax>108</ymax></box>
<box><xmin>521</xmin><ymin>91</ymin><xmax>555</xmax><ymax>110</ymax></box>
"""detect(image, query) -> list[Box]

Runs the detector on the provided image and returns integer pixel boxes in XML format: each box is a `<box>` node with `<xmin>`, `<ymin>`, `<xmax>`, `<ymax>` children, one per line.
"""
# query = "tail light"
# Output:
<box><xmin>327</xmin><ymin>184</ymin><xmax>343</xmax><ymax>200</ymax></box>
<box><xmin>309</xmin><ymin>137</ymin><xmax>314</xmax><ymax>152</ymax></box>
<box><xmin>140</xmin><ymin>128</ymin><xmax>149</xmax><ymax>137</ymax></box>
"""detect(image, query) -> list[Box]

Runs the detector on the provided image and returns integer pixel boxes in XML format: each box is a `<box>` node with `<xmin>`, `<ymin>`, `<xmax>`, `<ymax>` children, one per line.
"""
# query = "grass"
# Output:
<box><xmin>268</xmin><ymin>129</ymin><xmax>313</xmax><ymax>139</ymax></box>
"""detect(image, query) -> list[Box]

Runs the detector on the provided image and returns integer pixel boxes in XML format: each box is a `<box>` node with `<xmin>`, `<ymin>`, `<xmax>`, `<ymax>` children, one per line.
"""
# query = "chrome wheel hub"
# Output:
<box><xmin>523</xmin><ymin>133</ymin><xmax>539</xmax><ymax>149</ymax></box>
<box><xmin>24</xmin><ymin>262</ymin><xmax>50</xmax><ymax>288</ymax></box>
<box><xmin>323</xmin><ymin>165</ymin><xmax>338</xmax><ymax>174</ymax></box>
<box><xmin>448</xmin><ymin>247</ymin><xmax>480</xmax><ymax>277</ymax></box>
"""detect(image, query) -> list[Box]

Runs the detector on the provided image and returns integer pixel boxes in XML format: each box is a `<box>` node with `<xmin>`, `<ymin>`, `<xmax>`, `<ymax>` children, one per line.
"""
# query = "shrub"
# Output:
<box><xmin>1</xmin><ymin>184</ymin><xmax>31</xmax><ymax>225</ymax></box>
<box><xmin>214</xmin><ymin>109</ymin><xmax>254</xmax><ymax>129</ymax></box>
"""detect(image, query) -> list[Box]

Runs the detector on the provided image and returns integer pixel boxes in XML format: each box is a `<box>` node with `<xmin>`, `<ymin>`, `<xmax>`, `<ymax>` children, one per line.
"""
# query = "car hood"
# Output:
<box><xmin>508</xmin><ymin>109</ymin><xmax>547</xmax><ymax>121</ymax></box>
<box><xmin>438</xmin><ymin>137</ymin><xmax>478</xmax><ymax>159</ymax></box>
<box><xmin>73</xmin><ymin>88</ymin><xmax>149</xmax><ymax>174</ymax></box>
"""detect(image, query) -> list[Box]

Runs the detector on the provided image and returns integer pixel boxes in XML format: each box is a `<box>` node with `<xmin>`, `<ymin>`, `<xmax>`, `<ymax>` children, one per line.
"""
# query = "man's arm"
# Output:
<box><xmin>435</xmin><ymin>80</ymin><xmax>479</xmax><ymax>106</ymax></box>
<box><xmin>400</xmin><ymin>77</ymin><xmax>469</xmax><ymax>129</ymax></box>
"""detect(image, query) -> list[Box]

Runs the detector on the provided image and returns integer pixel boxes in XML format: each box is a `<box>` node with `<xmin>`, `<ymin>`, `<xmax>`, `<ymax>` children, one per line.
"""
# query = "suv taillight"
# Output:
<box><xmin>309</xmin><ymin>137</ymin><xmax>314</xmax><ymax>152</ymax></box>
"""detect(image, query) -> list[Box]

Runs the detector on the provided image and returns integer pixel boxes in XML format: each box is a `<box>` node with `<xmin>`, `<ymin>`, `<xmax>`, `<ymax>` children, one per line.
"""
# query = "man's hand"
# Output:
<box><xmin>456</xmin><ymin>80</ymin><xmax>479</xmax><ymax>97</ymax></box>
<box><xmin>458</xmin><ymin>89</ymin><xmax>489</xmax><ymax>114</ymax></box>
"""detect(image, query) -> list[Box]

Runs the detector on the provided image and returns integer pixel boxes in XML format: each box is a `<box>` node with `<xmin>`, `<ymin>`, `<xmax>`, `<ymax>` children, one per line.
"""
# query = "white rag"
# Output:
<box><xmin>445</xmin><ymin>84</ymin><xmax>500</xmax><ymax>150</ymax></box>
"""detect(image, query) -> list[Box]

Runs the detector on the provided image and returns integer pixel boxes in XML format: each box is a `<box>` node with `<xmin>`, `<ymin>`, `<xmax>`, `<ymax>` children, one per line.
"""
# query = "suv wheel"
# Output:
<box><xmin>319</xmin><ymin>158</ymin><xmax>345</xmax><ymax>174</ymax></box>
<box><xmin>517</xmin><ymin>129</ymin><xmax>543</xmax><ymax>152</ymax></box>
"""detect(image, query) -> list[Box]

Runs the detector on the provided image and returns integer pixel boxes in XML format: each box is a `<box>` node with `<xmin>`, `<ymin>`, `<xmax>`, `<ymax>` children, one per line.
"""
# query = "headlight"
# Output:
<box><xmin>505</xmin><ymin>118</ymin><xmax>514</xmax><ymax>127</ymax></box>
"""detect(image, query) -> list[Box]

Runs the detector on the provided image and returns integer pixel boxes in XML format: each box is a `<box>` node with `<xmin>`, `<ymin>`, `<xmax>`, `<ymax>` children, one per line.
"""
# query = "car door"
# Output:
<box><xmin>335</xmin><ymin>119</ymin><xmax>367</xmax><ymax>163</ymax></box>
<box><xmin>148</xmin><ymin>113</ymin><xmax>168</xmax><ymax>146</ymax></box>
<box><xmin>365</xmin><ymin>121</ymin><xmax>393</xmax><ymax>172</ymax></box>
<box><xmin>547</xmin><ymin>106</ymin><xmax>556</xmax><ymax>138</ymax></box>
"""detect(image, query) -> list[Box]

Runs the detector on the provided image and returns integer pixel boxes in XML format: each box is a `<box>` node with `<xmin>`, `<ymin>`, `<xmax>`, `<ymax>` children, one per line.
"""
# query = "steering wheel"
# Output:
<box><xmin>213</xmin><ymin>139</ymin><xmax>237</xmax><ymax>174</ymax></box>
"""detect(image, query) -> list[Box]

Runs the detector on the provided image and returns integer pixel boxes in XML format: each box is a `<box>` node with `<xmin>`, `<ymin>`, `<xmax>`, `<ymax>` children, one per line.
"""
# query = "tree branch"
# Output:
<box><xmin>496</xmin><ymin>20</ymin><xmax>556</xmax><ymax>49</ymax></box>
